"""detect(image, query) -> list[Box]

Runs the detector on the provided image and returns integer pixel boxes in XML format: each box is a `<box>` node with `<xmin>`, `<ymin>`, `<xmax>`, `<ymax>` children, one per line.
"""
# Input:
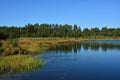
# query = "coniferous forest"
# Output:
<box><xmin>0</xmin><ymin>23</ymin><xmax>120</xmax><ymax>39</ymax></box>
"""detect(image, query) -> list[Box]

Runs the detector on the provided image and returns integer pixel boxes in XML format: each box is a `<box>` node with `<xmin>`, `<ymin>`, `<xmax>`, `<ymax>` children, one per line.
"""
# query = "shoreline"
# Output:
<box><xmin>19</xmin><ymin>37</ymin><xmax>120</xmax><ymax>44</ymax></box>
<box><xmin>0</xmin><ymin>38</ymin><xmax>120</xmax><ymax>74</ymax></box>
<box><xmin>19</xmin><ymin>37</ymin><xmax>120</xmax><ymax>54</ymax></box>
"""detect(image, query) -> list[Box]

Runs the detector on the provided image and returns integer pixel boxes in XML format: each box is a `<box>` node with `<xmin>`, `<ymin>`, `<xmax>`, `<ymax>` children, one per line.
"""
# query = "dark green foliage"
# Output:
<box><xmin>90</xmin><ymin>28</ymin><xmax>100</xmax><ymax>36</ymax></box>
<box><xmin>0</xmin><ymin>47</ymin><xmax>4</xmax><ymax>55</ymax></box>
<box><xmin>0</xmin><ymin>24</ymin><xmax>120</xmax><ymax>39</ymax></box>
<box><xmin>0</xmin><ymin>42</ymin><xmax>2</xmax><ymax>47</ymax></box>
<box><xmin>83</xmin><ymin>28</ymin><xmax>90</xmax><ymax>37</ymax></box>
<box><xmin>0</xmin><ymin>32</ymin><xmax>8</xmax><ymax>40</ymax></box>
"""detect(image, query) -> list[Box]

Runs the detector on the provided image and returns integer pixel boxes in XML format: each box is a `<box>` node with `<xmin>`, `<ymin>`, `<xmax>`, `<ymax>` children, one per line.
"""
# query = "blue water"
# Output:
<box><xmin>89</xmin><ymin>40</ymin><xmax>120</xmax><ymax>45</ymax></box>
<box><xmin>1</xmin><ymin>40</ymin><xmax>120</xmax><ymax>80</ymax></box>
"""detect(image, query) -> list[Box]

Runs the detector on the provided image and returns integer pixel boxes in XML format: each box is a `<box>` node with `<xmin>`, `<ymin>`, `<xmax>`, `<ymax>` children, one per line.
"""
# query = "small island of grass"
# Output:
<box><xmin>0</xmin><ymin>55</ymin><xmax>44</xmax><ymax>74</ymax></box>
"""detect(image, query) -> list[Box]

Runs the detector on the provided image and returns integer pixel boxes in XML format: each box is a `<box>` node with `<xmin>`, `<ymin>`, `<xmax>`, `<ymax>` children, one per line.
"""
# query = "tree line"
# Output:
<box><xmin>0</xmin><ymin>23</ymin><xmax>120</xmax><ymax>39</ymax></box>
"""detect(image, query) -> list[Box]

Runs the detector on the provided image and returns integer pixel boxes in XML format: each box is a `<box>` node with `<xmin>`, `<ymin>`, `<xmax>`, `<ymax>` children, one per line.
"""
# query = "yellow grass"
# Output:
<box><xmin>0</xmin><ymin>55</ymin><xmax>44</xmax><ymax>74</ymax></box>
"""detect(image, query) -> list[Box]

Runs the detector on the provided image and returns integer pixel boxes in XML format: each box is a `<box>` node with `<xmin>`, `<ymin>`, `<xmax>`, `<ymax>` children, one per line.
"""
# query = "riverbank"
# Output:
<box><xmin>0</xmin><ymin>39</ymin><xmax>45</xmax><ymax>74</ymax></box>
<box><xmin>0</xmin><ymin>37</ymin><xmax>120</xmax><ymax>74</ymax></box>
<box><xmin>0</xmin><ymin>38</ymin><xmax>82</xmax><ymax>74</ymax></box>
<box><xmin>19</xmin><ymin>37</ymin><xmax>120</xmax><ymax>53</ymax></box>
<box><xmin>19</xmin><ymin>38</ymin><xmax>83</xmax><ymax>54</ymax></box>
<box><xmin>1</xmin><ymin>37</ymin><xmax>120</xmax><ymax>55</ymax></box>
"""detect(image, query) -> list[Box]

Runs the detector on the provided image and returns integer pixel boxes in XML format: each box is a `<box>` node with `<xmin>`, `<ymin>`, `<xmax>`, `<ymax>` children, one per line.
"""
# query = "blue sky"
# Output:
<box><xmin>0</xmin><ymin>0</ymin><xmax>120</xmax><ymax>29</ymax></box>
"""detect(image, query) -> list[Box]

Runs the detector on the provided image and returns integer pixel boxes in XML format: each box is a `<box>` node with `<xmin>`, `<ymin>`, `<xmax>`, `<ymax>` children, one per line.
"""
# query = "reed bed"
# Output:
<box><xmin>0</xmin><ymin>55</ymin><xmax>44</xmax><ymax>74</ymax></box>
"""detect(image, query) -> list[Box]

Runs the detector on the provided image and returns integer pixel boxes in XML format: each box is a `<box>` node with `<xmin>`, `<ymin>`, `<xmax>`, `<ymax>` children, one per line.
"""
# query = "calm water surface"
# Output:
<box><xmin>1</xmin><ymin>40</ymin><xmax>120</xmax><ymax>80</ymax></box>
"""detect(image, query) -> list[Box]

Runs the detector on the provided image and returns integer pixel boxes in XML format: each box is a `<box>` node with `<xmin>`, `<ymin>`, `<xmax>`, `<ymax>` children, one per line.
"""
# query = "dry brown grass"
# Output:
<box><xmin>0</xmin><ymin>40</ymin><xmax>9</xmax><ymax>48</ymax></box>
<box><xmin>1</xmin><ymin>38</ymin><xmax>82</xmax><ymax>54</ymax></box>
<box><xmin>19</xmin><ymin>38</ymin><xmax>81</xmax><ymax>45</ymax></box>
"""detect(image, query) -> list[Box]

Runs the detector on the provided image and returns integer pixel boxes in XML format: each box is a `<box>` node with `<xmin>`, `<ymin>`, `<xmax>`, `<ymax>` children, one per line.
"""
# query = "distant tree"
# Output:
<box><xmin>90</xmin><ymin>27</ymin><xmax>100</xmax><ymax>37</ymax></box>
<box><xmin>101</xmin><ymin>27</ymin><xmax>108</xmax><ymax>36</ymax></box>
<box><xmin>0</xmin><ymin>23</ymin><xmax>119</xmax><ymax>39</ymax></box>
<box><xmin>76</xmin><ymin>27</ymin><xmax>82</xmax><ymax>37</ymax></box>
<box><xmin>73</xmin><ymin>24</ymin><xmax>78</xmax><ymax>37</ymax></box>
<box><xmin>83</xmin><ymin>28</ymin><xmax>90</xmax><ymax>37</ymax></box>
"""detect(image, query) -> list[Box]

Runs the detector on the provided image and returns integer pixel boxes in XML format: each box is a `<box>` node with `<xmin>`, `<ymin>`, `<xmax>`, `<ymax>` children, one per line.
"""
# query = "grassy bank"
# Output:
<box><xmin>0</xmin><ymin>39</ymin><xmax>48</xmax><ymax>74</ymax></box>
<box><xmin>19</xmin><ymin>37</ymin><xmax>120</xmax><ymax>53</ymax></box>
<box><xmin>1</xmin><ymin>37</ymin><xmax>120</xmax><ymax>54</ymax></box>
<box><xmin>19</xmin><ymin>38</ymin><xmax>83</xmax><ymax>54</ymax></box>
<box><xmin>0</xmin><ymin>55</ymin><xmax>44</xmax><ymax>74</ymax></box>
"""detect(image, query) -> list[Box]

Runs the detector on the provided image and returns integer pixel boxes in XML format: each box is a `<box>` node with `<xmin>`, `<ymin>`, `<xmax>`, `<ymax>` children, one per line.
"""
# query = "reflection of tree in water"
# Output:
<box><xmin>82</xmin><ymin>43</ymin><xmax>89</xmax><ymax>50</ymax></box>
<box><xmin>101</xmin><ymin>44</ymin><xmax>120</xmax><ymax>51</ymax></box>
<box><xmin>49</xmin><ymin>43</ymin><xmax>82</xmax><ymax>54</ymax></box>
<box><xmin>83</xmin><ymin>42</ymin><xmax>120</xmax><ymax>51</ymax></box>
<box><xmin>49</xmin><ymin>42</ymin><xmax>120</xmax><ymax>54</ymax></box>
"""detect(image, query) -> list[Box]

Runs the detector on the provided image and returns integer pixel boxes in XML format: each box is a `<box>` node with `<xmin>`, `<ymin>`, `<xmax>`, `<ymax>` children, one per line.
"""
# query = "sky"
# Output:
<box><xmin>0</xmin><ymin>0</ymin><xmax>120</xmax><ymax>29</ymax></box>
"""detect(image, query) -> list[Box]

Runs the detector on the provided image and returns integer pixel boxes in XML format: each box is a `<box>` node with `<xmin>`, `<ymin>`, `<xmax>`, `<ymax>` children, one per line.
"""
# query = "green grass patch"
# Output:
<box><xmin>21</xmin><ymin>43</ymin><xmax>49</xmax><ymax>53</ymax></box>
<box><xmin>39</xmin><ymin>46</ymin><xmax>48</xmax><ymax>53</ymax></box>
<box><xmin>27</xmin><ymin>46</ymin><xmax>48</xmax><ymax>53</ymax></box>
<box><xmin>0</xmin><ymin>55</ymin><xmax>44</xmax><ymax>74</ymax></box>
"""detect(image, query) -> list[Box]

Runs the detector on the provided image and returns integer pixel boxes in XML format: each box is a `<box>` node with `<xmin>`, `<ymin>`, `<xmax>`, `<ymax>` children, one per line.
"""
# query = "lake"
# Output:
<box><xmin>1</xmin><ymin>40</ymin><xmax>120</xmax><ymax>80</ymax></box>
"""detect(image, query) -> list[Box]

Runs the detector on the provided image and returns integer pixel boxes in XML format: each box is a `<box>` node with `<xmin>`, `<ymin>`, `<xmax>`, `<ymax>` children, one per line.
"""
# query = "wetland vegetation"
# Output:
<box><xmin>0</xmin><ymin>55</ymin><xmax>44</xmax><ymax>74</ymax></box>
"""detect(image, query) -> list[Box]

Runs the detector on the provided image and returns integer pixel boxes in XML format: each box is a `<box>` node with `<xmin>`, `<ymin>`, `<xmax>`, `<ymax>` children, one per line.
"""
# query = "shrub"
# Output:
<box><xmin>0</xmin><ymin>42</ymin><xmax>2</xmax><ymax>47</ymax></box>
<box><xmin>0</xmin><ymin>47</ymin><xmax>4</xmax><ymax>55</ymax></box>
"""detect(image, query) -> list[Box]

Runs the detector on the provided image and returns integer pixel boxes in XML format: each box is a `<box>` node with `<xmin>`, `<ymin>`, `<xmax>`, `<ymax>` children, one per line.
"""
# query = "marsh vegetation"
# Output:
<box><xmin>0</xmin><ymin>55</ymin><xmax>44</xmax><ymax>74</ymax></box>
